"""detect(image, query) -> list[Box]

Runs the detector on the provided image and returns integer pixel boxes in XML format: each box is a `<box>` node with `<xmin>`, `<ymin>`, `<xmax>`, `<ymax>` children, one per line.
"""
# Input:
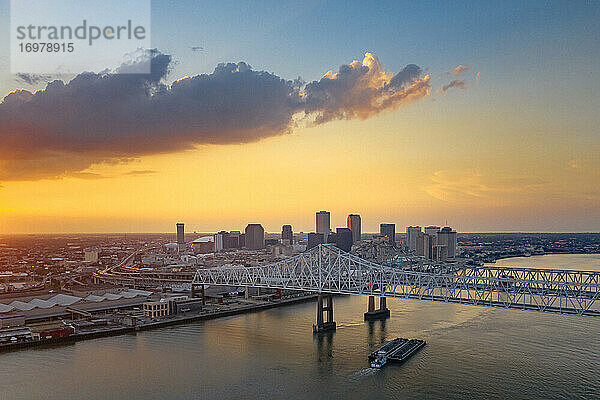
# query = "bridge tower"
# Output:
<box><xmin>364</xmin><ymin>295</ymin><xmax>390</xmax><ymax>320</ymax></box>
<box><xmin>313</xmin><ymin>293</ymin><xmax>336</xmax><ymax>333</ymax></box>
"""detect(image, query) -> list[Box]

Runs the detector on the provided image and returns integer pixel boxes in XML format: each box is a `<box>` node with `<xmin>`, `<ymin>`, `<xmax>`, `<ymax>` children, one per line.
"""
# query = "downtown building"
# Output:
<box><xmin>281</xmin><ymin>225</ymin><xmax>293</xmax><ymax>246</ymax></box>
<box><xmin>347</xmin><ymin>214</ymin><xmax>361</xmax><ymax>244</ymax></box>
<box><xmin>176</xmin><ymin>223</ymin><xmax>185</xmax><ymax>253</ymax></box>
<box><xmin>380</xmin><ymin>223</ymin><xmax>396</xmax><ymax>246</ymax></box>
<box><xmin>316</xmin><ymin>211</ymin><xmax>331</xmax><ymax>241</ymax></box>
<box><xmin>245</xmin><ymin>224</ymin><xmax>265</xmax><ymax>250</ymax></box>
<box><xmin>307</xmin><ymin>232</ymin><xmax>325</xmax><ymax>250</ymax></box>
<box><xmin>413</xmin><ymin>225</ymin><xmax>457</xmax><ymax>261</ymax></box>
<box><xmin>406</xmin><ymin>226</ymin><xmax>421</xmax><ymax>252</ymax></box>
<box><xmin>335</xmin><ymin>227</ymin><xmax>353</xmax><ymax>252</ymax></box>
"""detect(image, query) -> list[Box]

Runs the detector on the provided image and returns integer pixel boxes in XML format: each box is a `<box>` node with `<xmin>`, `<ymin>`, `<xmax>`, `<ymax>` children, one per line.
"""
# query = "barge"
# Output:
<box><xmin>368</xmin><ymin>337</ymin><xmax>426</xmax><ymax>368</ymax></box>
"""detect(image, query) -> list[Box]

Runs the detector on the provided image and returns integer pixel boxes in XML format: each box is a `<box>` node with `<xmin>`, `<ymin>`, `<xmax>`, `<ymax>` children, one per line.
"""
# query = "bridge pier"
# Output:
<box><xmin>190</xmin><ymin>284</ymin><xmax>206</xmax><ymax>305</ymax></box>
<box><xmin>313</xmin><ymin>293</ymin><xmax>336</xmax><ymax>333</ymax></box>
<box><xmin>364</xmin><ymin>296</ymin><xmax>390</xmax><ymax>320</ymax></box>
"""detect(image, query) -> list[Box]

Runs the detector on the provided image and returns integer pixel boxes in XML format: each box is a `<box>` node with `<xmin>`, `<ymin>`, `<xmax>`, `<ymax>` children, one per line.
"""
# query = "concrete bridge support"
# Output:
<box><xmin>190</xmin><ymin>284</ymin><xmax>206</xmax><ymax>305</ymax></box>
<box><xmin>313</xmin><ymin>293</ymin><xmax>336</xmax><ymax>333</ymax></box>
<box><xmin>364</xmin><ymin>295</ymin><xmax>390</xmax><ymax>320</ymax></box>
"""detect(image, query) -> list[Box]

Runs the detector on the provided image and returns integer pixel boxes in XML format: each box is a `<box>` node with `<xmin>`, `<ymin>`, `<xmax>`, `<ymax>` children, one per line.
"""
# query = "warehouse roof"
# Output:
<box><xmin>0</xmin><ymin>289</ymin><xmax>152</xmax><ymax>313</ymax></box>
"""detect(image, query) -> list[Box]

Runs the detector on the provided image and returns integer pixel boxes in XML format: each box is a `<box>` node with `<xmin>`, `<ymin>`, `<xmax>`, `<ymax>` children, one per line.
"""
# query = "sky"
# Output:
<box><xmin>0</xmin><ymin>0</ymin><xmax>598</xmax><ymax>234</ymax></box>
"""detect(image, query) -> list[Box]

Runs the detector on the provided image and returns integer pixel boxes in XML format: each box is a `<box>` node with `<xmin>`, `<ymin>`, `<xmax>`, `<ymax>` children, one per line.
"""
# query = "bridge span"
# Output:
<box><xmin>192</xmin><ymin>244</ymin><xmax>600</xmax><ymax>331</ymax></box>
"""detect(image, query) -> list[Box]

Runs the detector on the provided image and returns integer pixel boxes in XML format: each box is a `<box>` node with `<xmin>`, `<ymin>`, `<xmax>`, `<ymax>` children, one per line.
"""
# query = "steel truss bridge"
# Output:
<box><xmin>193</xmin><ymin>244</ymin><xmax>600</xmax><ymax>318</ymax></box>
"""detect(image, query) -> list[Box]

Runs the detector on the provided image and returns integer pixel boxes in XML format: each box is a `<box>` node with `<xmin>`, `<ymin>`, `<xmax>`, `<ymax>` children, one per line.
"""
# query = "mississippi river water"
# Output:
<box><xmin>1</xmin><ymin>254</ymin><xmax>599</xmax><ymax>399</ymax></box>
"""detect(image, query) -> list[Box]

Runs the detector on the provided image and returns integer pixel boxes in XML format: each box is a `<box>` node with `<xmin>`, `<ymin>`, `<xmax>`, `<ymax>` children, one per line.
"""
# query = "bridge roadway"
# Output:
<box><xmin>192</xmin><ymin>244</ymin><xmax>600</xmax><ymax>319</ymax></box>
<box><xmin>98</xmin><ymin>244</ymin><xmax>600</xmax><ymax>330</ymax></box>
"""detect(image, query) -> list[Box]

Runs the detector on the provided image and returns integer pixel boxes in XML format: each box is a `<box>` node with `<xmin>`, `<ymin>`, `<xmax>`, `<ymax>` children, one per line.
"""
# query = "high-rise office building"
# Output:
<box><xmin>347</xmin><ymin>214</ymin><xmax>361</xmax><ymax>243</ymax></box>
<box><xmin>416</xmin><ymin>231</ymin><xmax>435</xmax><ymax>259</ymax></box>
<box><xmin>307</xmin><ymin>232</ymin><xmax>324</xmax><ymax>250</ymax></box>
<box><xmin>316</xmin><ymin>211</ymin><xmax>331</xmax><ymax>240</ymax></box>
<box><xmin>406</xmin><ymin>226</ymin><xmax>421</xmax><ymax>252</ymax></box>
<box><xmin>335</xmin><ymin>227</ymin><xmax>353</xmax><ymax>252</ymax></box>
<box><xmin>223</xmin><ymin>231</ymin><xmax>241</xmax><ymax>249</ymax></box>
<box><xmin>437</xmin><ymin>226</ymin><xmax>457</xmax><ymax>259</ymax></box>
<box><xmin>176</xmin><ymin>223</ymin><xmax>185</xmax><ymax>253</ymax></box>
<box><xmin>423</xmin><ymin>226</ymin><xmax>440</xmax><ymax>257</ymax></box>
<box><xmin>282</xmin><ymin>225</ymin><xmax>293</xmax><ymax>245</ymax></box>
<box><xmin>214</xmin><ymin>232</ymin><xmax>224</xmax><ymax>252</ymax></box>
<box><xmin>416</xmin><ymin>231</ymin><xmax>425</xmax><ymax>256</ymax></box>
<box><xmin>245</xmin><ymin>224</ymin><xmax>265</xmax><ymax>250</ymax></box>
<box><xmin>424</xmin><ymin>226</ymin><xmax>440</xmax><ymax>237</ymax></box>
<box><xmin>380</xmin><ymin>223</ymin><xmax>396</xmax><ymax>245</ymax></box>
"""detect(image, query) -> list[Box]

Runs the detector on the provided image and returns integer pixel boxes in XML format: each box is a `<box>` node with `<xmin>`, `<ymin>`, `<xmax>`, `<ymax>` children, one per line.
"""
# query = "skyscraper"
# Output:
<box><xmin>437</xmin><ymin>226</ymin><xmax>457</xmax><ymax>259</ymax></box>
<box><xmin>176</xmin><ymin>223</ymin><xmax>185</xmax><ymax>253</ymax></box>
<box><xmin>214</xmin><ymin>232</ymin><xmax>224</xmax><ymax>252</ymax></box>
<box><xmin>245</xmin><ymin>224</ymin><xmax>265</xmax><ymax>250</ymax></box>
<box><xmin>424</xmin><ymin>226</ymin><xmax>440</xmax><ymax>237</ymax></box>
<box><xmin>416</xmin><ymin>231</ymin><xmax>435</xmax><ymax>259</ymax></box>
<box><xmin>335</xmin><ymin>227</ymin><xmax>353</xmax><ymax>252</ymax></box>
<box><xmin>316</xmin><ymin>211</ymin><xmax>330</xmax><ymax>240</ymax></box>
<box><xmin>347</xmin><ymin>214</ymin><xmax>361</xmax><ymax>243</ymax></box>
<box><xmin>281</xmin><ymin>224</ymin><xmax>293</xmax><ymax>245</ymax></box>
<box><xmin>423</xmin><ymin>226</ymin><xmax>440</xmax><ymax>257</ymax></box>
<box><xmin>380</xmin><ymin>223</ymin><xmax>396</xmax><ymax>245</ymax></box>
<box><xmin>223</xmin><ymin>231</ymin><xmax>241</xmax><ymax>249</ymax></box>
<box><xmin>406</xmin><ymin>226</ymin><xmax>421</xmax><ymax>252</ymax></box>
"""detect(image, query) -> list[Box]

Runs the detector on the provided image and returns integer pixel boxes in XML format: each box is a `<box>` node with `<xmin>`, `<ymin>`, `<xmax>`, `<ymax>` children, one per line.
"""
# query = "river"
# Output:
<box><xmin>1</xmin><ymin>254</ymin><xmax>599</xmax><ymax>399</ymax></box>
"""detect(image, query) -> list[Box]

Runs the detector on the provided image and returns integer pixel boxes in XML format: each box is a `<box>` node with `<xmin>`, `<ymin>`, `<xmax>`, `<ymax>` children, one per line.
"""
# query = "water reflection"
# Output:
<box><xmin>366</xmin><ymin>319</ymin><xmax>388</xmax><ymax>348</ymax></box>
<box><xmin>315</xmin><ymin>331</ymin><xmax>335</xmax><ymax>361</ymax></box>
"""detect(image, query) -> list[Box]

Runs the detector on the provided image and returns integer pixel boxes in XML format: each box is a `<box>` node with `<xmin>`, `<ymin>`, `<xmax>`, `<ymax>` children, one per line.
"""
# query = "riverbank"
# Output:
<box><xmin>0</xmin><ymin>293</ymin><xmax>318</xmax><ymax>353</ymax></box>
<box><xmin>484</xmin><ymin>251</ymin><xmax>600</xmax><ymax>264</ymax></box>
<box><xmin>484</xmin><ymin>253</ymin><xmax>600</xmax><ymax>271</ymax></box>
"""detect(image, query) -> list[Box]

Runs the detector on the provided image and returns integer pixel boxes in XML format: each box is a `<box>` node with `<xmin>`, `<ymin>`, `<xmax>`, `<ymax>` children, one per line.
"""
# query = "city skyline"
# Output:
<box><xmin>0</xmin><ymin>1</ymin><xmax>599</xmax><ymax>234</ymax></box>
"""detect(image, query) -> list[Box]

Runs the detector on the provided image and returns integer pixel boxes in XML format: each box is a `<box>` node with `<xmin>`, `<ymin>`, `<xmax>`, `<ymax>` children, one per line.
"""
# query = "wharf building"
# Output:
<box><xmin>0</xmin><ymin>288</ymin><xmax>153</xmax><ymax>322</ymax></box>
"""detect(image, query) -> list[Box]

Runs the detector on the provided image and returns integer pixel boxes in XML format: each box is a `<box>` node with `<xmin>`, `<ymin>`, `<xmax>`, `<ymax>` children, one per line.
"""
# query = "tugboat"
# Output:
<box><xmin>370</xmin><ymin>351</ymin><xmax>388</xmax><ymax>368</ymax></box>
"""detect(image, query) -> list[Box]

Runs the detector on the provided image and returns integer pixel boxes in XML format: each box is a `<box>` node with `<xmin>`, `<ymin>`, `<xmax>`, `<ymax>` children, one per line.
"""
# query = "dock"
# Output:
<box><xmin>368</xmin><ymin>338</ymin><xmax>426</xmax><ymax>368</ymax></box>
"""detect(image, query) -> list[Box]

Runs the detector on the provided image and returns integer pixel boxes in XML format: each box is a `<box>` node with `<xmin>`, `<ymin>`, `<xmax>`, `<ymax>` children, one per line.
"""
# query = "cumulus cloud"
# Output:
<box><xmin>442</xmin><ymin>79</ymin><xmax>466</xmax><ymax>93</ymax></box>
<box><xmin>303</xmin><ymin>53</ymin><xmax>430</xmax><ymax>123</ymax></box>
<box><xmin>0</xmin><ymin>51</ymin><xmax>434</xmax><ymax>181</ymax></box>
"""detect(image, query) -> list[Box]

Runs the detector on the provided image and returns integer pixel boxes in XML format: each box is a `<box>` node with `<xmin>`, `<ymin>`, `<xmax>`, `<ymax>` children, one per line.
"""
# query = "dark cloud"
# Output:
<box><xmin>442</xmin><ymin>79</ymin><xmax>466</xmax><ymax>93</ymax></box>
<box><xmin>0</xmin><ymin>51</ymin><xmax>433</xmax><ymax>181</ymax></box>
